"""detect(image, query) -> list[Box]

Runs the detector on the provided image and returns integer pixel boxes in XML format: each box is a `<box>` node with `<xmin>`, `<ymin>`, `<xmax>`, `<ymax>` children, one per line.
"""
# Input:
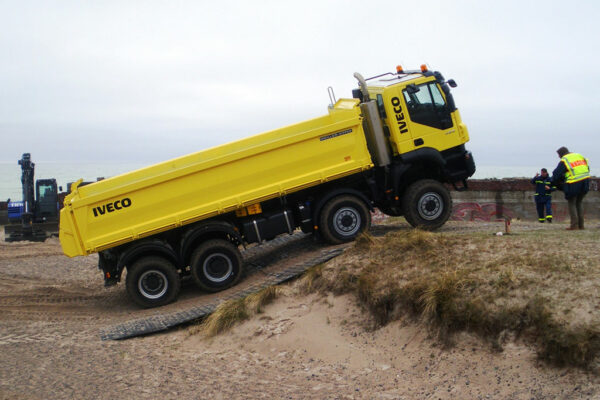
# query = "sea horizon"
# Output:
<box><xmin>0</xmin><ymin>162</ymin><xmax>558</xmax><ymax>201</ymax></box>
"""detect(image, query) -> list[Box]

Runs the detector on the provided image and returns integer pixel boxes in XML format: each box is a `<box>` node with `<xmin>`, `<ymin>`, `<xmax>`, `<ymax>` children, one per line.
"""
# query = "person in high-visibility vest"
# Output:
<box><xmin>551</xmin><ymin>146</ymin><xmax>591</xmax><ymax>230</ymax></box>
<box><xmin>531</xmin><ymin>168</ymin><xmax>554</xmax><ymax>223</ymax></box>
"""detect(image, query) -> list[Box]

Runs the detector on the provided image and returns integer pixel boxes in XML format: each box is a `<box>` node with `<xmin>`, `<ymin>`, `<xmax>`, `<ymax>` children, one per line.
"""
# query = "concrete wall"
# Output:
<box><xmin>450</xmin><ymin>178</ymin><xmax>600</xmax><ymax>222</ymax></box>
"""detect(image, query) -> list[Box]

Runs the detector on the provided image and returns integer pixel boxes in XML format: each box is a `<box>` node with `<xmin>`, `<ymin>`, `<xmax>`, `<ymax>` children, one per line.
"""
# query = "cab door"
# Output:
<box><xmin>401</xmin><ymin>82</ymin><xmax>458</xmax><ymax>152</ymax></box>
<box><xmin>35</xmin><ymin>180</ymin><xmax>59</xmax><ymax>221</ymax></box>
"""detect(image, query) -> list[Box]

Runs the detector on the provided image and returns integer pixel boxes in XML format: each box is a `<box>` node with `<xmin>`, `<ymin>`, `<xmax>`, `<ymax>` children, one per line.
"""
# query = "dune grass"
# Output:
<box><xmin>299</xmin><ymin>228</ymin><xmax>600</xmax><ymax>370</ymax></box>
<box><xmin>189</xmin><ymin>286</ymin><xmax>285</xmax><ymax>337</ymax></box>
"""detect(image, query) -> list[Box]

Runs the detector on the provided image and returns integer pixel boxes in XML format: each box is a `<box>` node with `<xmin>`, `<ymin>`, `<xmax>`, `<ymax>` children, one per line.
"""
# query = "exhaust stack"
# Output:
<box><xmin>354</xmin><ymin>72</ymin><xmax>391</xmax><ymax>167</ymax></box>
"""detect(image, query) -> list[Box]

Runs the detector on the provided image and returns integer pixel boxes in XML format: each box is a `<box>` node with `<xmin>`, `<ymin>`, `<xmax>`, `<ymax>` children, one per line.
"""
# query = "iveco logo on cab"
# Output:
<box><xmin>92</xmin><ymin>198</ymin><xmax>132</xmax><ymax>217</ymax></box>
<box><xmin>391</xmin><ymin>97</ymin><xmax>409</xmax><ymax>134</ymax></box>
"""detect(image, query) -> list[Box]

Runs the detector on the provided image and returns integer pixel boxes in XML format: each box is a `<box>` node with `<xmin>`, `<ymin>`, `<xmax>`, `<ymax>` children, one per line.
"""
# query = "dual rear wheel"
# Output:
<box><xmin>189</xmin><ymin>239</ymin><xmax>243</xmax><ymax>292</ymax></box>
<box><xmin>125</xmin><ymin>239</ymin><xmax>243</xmax><ymax>308</ymax></box>
<box><xmin>126</xmin><ymin>256</ymin><xmax>181</xmax><ymax>308</ymax></box>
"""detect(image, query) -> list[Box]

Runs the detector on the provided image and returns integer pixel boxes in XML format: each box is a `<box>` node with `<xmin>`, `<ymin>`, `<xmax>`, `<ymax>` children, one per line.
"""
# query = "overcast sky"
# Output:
<box><xmin>1</xmin><ymin>0</ymin><xmax>599</xmax><ymax>170</ymax></box>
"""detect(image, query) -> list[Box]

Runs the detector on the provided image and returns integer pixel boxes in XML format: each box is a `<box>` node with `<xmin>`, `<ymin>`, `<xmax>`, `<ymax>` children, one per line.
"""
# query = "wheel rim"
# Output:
<box><xmin>203</xmin><ymin>253</ymin><xmax>233</xmax><ymax>283</ymax></box>
<box><xmin>332</xmin><ymin>207</ymin><xmax>361</xmax><ymax>237</ymax></box>
<box><xmin>417</xmin><ymin>192</ymin><xmax>443</xmax><ymax>221</ymax></box>
<box><xmin>138</xmin><ymin>270</ymin><xmax>168</xmax><ymax>300</ymax></box>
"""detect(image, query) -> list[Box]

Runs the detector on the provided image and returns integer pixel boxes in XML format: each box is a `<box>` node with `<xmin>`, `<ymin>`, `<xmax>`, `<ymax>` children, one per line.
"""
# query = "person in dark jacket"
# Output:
<box><xmin>531</xmin><ymin>168</ymin><xmax>553</xmax><ymax>222</ymax></box>
<box><xmin>551</xmin><ymin>146</ymin><xmax>590</xmax><ymax>230</ymax></box>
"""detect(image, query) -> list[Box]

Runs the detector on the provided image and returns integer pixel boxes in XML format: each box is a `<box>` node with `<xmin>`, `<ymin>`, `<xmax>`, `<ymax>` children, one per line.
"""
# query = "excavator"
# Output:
<box><xmin>5</xmin><ymin>153</ymin><xmax>60</xmax><ymax>242</ymax></box>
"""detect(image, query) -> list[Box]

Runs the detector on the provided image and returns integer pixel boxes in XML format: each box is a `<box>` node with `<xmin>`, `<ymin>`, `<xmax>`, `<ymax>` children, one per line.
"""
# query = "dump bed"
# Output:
<box><xmin>60</xmin><ymin>99</ymin><xmax>374</xmax><ymax>257</ymax></box>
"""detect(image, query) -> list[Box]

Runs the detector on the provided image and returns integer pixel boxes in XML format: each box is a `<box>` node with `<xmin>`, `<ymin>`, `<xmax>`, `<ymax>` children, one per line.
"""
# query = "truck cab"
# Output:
<box><xmin>350</xmin><ymin>66</ymin><xmax>475</xmax><ymax>225</ymax></box>
<box><xmin>355</xmin><ymin>66</ymin><xmax>474</xmax><ymax>184</ymax></box>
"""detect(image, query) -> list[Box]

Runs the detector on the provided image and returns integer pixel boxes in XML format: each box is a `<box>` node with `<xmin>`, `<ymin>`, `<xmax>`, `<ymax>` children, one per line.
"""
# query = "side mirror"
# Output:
<box><xmin>406</xmin><ymin>84</ymin><xmax>420</xmax><ymax>94</ymax></box>
<box><xmin>447</xmin><ymin>79</ymin><xmax>457</xmax><ymax>88</ymax></box>
<box><xmin>59</xmin><ymin>186</ymin><xmax>63</xmax><ymax>192</ymax></box>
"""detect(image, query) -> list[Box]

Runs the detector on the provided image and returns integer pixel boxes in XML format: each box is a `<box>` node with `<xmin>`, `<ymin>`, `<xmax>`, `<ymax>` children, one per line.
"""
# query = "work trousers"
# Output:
<box><xmin>535</xmin><ymin>197</ymin><xmax>553</xmax><ymax>222</ymax></box>
<box><xmin>567</xmin><ymin>192</ymin><xmax>586</xmax><ymax>229</ymax></box>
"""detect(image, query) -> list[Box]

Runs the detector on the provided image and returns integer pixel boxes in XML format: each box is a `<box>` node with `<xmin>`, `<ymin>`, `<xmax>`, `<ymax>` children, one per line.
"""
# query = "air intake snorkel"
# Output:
<box><xmin>353</xmin><ymin>72</ymin><xmax>371</xmax><ymax>102</ymax></box>
<box><xmin>353</xmin><ymin>72</ymin><xmax>391</xmax><ymax>167</ymax></box>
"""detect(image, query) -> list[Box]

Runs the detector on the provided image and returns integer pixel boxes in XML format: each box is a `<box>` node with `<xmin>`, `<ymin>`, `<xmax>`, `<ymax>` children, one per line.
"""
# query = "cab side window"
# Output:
<box><xmin>402</xmin><ymin>83</ymin><xmax>453</xmax><ymax>130</ymax></box>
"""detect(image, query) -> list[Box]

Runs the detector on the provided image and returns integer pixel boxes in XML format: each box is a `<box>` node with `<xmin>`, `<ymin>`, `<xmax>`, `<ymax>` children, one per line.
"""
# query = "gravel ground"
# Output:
<box><xmin>1</xmin><ymin>220</ymin><xmax>599</xmax><ymax>399</ymax></box>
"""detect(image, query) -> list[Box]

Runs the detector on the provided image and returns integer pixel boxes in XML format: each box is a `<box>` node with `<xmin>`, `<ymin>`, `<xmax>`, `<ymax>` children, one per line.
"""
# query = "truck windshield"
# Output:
<box><xmin>402</xmin><ymin>83</ymin><xmax>453</xmax><ymax>130</ymax></box>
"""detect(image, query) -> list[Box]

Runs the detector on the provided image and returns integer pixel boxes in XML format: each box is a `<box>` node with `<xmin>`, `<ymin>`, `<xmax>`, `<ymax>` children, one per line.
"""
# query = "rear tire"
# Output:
<box><xmin>319</xmin><ymin>195</ymin><xmax>371</xmax><ymax>244</ymax></box>
<box><xmin>402</xmin><ymin>179</ymin><xmax>452</xmax><ymax>230</ymax></box>
<box><xmin>190</xmin><ymin>239</ymin><xmax>243</xmax><ymax>292</ymax></box>
<box><xmin>126</xmin><ymin>256</ymin><xmax>181</xmax><ymax>308</ymax></box>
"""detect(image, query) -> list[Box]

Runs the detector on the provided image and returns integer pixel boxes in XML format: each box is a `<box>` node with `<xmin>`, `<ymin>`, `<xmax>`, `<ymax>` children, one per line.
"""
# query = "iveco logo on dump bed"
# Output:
<box><xmin>391</xmin><ymin>97</ymin><xmax>409</xmax><ymax>134</ymax></box>
<box><xmin>92</xmin><ymin>198</ymin><xmax>132</xmax><ymax>217</ymax></box>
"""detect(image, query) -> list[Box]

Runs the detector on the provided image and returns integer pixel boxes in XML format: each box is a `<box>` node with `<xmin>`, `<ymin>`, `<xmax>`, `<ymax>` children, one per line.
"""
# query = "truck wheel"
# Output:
<box><xmin>125</xmin><ymin>256</ymin><xmax>181</xmax><ymax>308</ymax></box>
<box><xmin>319</xmin><ymin>195</ymin><xmax>371</xmax><ymax>244</ymax></box>
<box><xmin>190</xmin><ymin>239</ymin><xmax>243</xmax><ymax>292</ymax></box>
<box><xmin>402</xmin><ymin>179</ymin><xmax>452</xmax><ymax>230</ymax></box>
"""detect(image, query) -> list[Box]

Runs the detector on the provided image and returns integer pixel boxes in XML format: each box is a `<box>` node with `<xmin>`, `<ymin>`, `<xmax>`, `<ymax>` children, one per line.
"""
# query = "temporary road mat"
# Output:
<box><xmin>100</xmin><ymin>233</ymin><xmax>345</xmax><ymax>340</ymax></box>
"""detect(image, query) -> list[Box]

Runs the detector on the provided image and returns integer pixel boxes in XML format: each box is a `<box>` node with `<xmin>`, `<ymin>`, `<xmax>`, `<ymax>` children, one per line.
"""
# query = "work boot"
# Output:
<box><xmin>547</xmin><ymin>218</ymin><xmax>552</xmax><ymax>223</ymax></box>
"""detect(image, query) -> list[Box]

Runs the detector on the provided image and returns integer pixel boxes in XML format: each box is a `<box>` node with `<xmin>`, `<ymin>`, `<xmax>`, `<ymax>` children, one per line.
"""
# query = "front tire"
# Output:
<box><xmin>319</xmin><ymin>195</ymin><xmax>371</xmax><ymax>244</ymax></box>
<box><xmin>402</xmin><ymin>179</ymin><xmax>452</xmax><ymax>230</ymax></box>
<box><xmin>190</xmin><ymin>239</ymin><xmax>243</xmax><ymax>292</ymax></box>
<box><xmin>126</xmin><ymin>256</ymin><xmax>181</xmax><ymax>308</ymax></box>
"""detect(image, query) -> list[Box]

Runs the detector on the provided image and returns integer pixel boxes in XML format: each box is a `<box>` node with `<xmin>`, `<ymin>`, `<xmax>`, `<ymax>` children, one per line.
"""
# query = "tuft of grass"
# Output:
<box><xmin>190</xmin><ymin>286</ymin><xmax>284</xmax><ymax>337</ymax></box>
<box><xmin>416</xmin><ymin>272</ymin><xmax>490</xmax><ymax>345</ymax></box>
<box><xmin>523</xmin><ymin>296</ymin><xmax>600</xmax><ymax>368</ymax></box>
<box><xmin>297</xmin><ymin>264</ymin><xmax>325</xmax><ymax>293</ymax></box>
<box><xmin>192</xmin><ymin>298</ymin><xmax>248</xmax><ymax>337</ymax></box>
<box><xmin>353</xmin><ymin>231</ymin><xmax>375</xmax><ymax>250</ymax></box>
<box><xmin>356</xmin><ymin>266</ymin><xmax>399</xmax><ymax>326</ymax></box>
<box><xmin>383</xmin><ymin>229</ymin><xmax>440</xmax><ymax>253</ymax></box>
<box><xmin>246</xmin><ymin>286</ymin><xmax>284</xmax><ymax>314</ymax></box>
<box><xmin>330</xmin><ymin>269</ymin><xmax>360</xmax><ymax>295</ymax></box>
<box><xmin>420</xmin><ymin>270</ymin><xmax>468</xmax><ymax>323</ymax></box>
<box><xmin>492</xmin><ymin>267</ymin><xmax>517</xmax><ymax>289</ymax></box>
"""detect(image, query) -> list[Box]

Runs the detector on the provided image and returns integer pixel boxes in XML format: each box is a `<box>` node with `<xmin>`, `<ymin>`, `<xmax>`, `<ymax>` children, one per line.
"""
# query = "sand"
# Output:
<box><xmin>1</xmin><ymin>221</ymin><xmax>599</xmax><ymax>399</ymax></box>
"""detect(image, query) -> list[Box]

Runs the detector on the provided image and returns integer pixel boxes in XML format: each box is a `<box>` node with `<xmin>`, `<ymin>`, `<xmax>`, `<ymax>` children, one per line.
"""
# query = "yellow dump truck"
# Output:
<box><xmin>60</xmin><ymin>65</ymin><xmax>475</xmax><ymax>307</ymax></box>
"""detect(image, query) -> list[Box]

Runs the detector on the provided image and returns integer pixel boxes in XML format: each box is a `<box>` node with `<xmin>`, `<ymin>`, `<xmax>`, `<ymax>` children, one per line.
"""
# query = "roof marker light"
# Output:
<box><xmin>420</xmin><ymin>64</ymin><xmax>428</xmax><ymax>72</ymax></box>
<box><xmin>396</xmin><ymin>65</ymin><xmax>404</xmax><ymax>73</ymax></box>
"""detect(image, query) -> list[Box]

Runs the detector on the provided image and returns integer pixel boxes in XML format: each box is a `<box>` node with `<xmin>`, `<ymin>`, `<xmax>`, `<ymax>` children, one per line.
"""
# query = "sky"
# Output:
<box><xmin>1</xmin><ymin>0</ymin><xmax>599</xmax><ymax>171</ymax></box>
